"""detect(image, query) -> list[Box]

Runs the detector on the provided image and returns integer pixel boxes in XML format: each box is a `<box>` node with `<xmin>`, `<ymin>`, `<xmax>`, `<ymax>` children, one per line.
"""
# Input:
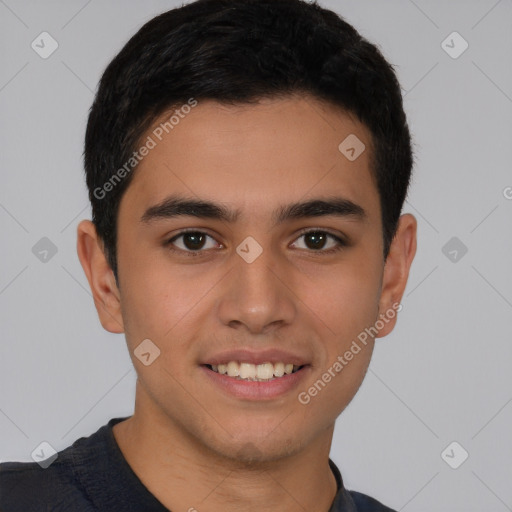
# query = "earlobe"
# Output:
<box><xmin>376</xmin><ymin>213</ymin><xmax>417</xmax><ymax>338</ymax></box>
<box><xmin>76</xmin><ymin>220</ymin><xmax>124</xmax><ymax>334</ymax></box>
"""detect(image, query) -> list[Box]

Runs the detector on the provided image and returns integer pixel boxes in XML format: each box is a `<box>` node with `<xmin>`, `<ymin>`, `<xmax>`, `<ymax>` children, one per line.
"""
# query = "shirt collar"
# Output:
<box><xmin>328</xmin><ymin>458</ymin><xmax>358</xmax><ymax>511</ymax></box>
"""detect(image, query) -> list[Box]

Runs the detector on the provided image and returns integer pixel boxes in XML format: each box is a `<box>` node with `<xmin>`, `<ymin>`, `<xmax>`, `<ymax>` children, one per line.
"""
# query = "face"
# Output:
<box><xmin>79</xmin><ymin>95</ymin><xmax>416</xmax><ymax>464</ymax></box>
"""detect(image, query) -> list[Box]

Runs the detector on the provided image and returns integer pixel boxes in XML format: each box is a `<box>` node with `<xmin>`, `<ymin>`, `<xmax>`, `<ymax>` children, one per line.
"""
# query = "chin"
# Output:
<box><xmin>206</xmin><ymin>430</ymin><xmax>302</xmax><ymax>467</ymax></box>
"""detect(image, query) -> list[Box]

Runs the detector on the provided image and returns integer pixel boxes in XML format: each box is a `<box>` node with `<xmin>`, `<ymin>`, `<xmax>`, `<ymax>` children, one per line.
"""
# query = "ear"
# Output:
<box><xmin>376</xmin><ymin>213</ymin><xmax>417</xmax><ymax>338</ymax></box>
<box><xmin>76</xmin><ymin>220</ymin><xmax>124</xmax><ymax>333</ymax></box>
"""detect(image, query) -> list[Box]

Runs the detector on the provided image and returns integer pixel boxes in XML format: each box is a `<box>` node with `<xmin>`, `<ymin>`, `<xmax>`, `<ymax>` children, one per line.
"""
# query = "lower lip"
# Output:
<box><xmin>200</xmin><ymin>365</ymin><xmax>310</xmax><ymax>401</ymax></box>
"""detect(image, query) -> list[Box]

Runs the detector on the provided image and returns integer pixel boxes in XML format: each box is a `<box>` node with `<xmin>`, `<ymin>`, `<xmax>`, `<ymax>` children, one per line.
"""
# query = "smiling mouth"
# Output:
<box><xmin>204</xmin><ymin>361</ymin><xmax>306</xmax><ymax>382</ymax></box>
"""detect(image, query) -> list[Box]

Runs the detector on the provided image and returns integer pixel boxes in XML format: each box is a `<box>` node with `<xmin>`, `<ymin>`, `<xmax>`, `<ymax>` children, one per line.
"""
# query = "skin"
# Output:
<box><xmin>77</xmin><ymin>95</ymin><xmax>416</xmax><ymax>512</ymax></box>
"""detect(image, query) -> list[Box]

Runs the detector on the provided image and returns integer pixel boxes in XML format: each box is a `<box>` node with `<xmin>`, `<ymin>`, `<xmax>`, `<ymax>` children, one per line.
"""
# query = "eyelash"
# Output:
<box><xmin>164</xmin><ymin>228</ymin><xmax>347</xmax><ymax>258</ymax></box>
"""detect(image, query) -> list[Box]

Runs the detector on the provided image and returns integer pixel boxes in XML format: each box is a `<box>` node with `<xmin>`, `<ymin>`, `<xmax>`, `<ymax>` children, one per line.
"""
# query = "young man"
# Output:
<box><xmin>0</xmin><ymin>0</ymin><xmax>416</xmax><ymax>510</ymax></box>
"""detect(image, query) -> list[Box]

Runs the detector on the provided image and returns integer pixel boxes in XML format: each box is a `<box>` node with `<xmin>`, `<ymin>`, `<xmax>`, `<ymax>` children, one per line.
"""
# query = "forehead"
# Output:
<box><xmin>121</xmin><ymin>95</ymin><xmax>379</xmax><ymax>221</ymax></box>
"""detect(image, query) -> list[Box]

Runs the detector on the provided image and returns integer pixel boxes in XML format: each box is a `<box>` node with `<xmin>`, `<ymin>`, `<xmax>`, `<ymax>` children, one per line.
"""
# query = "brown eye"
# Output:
<box><xmin>166</xmin><ymin>231</ymin><xmax>219</xmax><ymax>254</ymax></box>
<box><xmin>291</xmin><ymin>230</ymin><xmax>346</xmax><ymax>253</ymax></box>
<box><xmin>181</xmin><ymin>232</ymin><xmax>207</xmax><ymax>250</ymax></box>
<box><xmin>304</xmin><ymin>232</ymin><xmax>328</xmax><ymax>250</ymax></box>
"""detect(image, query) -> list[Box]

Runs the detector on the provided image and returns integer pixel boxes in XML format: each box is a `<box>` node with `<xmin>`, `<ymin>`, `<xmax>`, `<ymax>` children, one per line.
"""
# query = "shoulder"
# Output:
<box><xmin>0</xmin><ymin>457</ymin><xmax>94</xmax><ymax>511</ymax></box>
<box><xmin>0</xmin><ymin>420</ymin><xmax>120</xmax><ymax>512</ymax></box>
<box><xmin>348</xmin><ymin>490</ymin><xmax>397</xmax><ymax>511</ymax></box>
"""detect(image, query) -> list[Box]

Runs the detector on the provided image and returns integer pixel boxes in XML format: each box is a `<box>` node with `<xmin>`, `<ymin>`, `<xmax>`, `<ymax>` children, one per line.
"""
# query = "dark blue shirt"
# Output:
<box><xmin>0</xmin><ymin>417</ymin><xmax>396</xmax><ymax>511</ymax></box>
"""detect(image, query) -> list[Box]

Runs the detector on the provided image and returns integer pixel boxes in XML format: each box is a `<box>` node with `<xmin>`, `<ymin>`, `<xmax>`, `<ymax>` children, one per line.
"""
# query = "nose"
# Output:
<box><xmin>216</xmin><ymin>243</ymin><xmax>297</xmax><ymax>335</ymax></box>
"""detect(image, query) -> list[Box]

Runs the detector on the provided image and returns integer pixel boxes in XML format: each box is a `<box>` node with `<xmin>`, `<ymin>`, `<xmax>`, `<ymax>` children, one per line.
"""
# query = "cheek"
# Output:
<box><xmin>119</xmin><ymin>274</ymin><xmax>195</xmax><ymax>351</ymax></box>
<box><xmin>117</xmin><ymin>252</ymin><xmax>224</xmax><ymax>374</ymax></box>
<box><xmin>300</xmin><ymin>262</ymin><xmax>381</xmax><ymax>343</ymax></box>
<box><xmin>116</xmin><ymin>235</ymin><xmax>194</xmax><ymax>337</ymax></box>
<box><xmin>301</xmin><ymin>257</ymin><xmax>382</xmax><ymax>418</ymax></box>
<box><xmin>295</xmin><ymin>340</ymin><xmax>374</xmax><ymax>432</ymax></box>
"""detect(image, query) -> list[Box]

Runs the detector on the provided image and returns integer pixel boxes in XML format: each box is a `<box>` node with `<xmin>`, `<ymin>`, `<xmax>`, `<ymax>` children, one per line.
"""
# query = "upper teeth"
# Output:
<box><xmin>211</xmin><ymin>362</ymin><xmax>299</xmax><ymax>380</ymax></box>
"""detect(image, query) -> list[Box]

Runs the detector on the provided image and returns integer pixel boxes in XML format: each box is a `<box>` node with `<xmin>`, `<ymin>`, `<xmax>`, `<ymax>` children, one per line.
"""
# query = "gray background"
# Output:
<box><xmin>1</xmin><ymin>0</ymin><xmax>511</xmax><ymax>510</ymax></box>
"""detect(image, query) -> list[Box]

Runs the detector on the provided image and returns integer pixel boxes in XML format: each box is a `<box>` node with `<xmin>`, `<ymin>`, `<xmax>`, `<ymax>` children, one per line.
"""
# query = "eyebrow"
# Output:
<box><xmin>140</xmin><ymin>195</ymin><xmax>367</xmax><ymax>225</ymax></box>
